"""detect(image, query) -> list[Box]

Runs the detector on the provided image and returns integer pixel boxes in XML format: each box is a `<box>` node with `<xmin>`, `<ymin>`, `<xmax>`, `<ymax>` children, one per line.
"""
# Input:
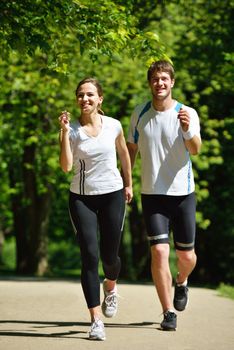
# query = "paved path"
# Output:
<box><xmin>0</xmin><ymin>278</ymin><xmax>233</xmax><ymax>350</ymax></box>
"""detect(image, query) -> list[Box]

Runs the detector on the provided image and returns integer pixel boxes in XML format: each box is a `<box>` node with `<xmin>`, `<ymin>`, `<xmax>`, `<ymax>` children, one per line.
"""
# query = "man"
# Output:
<box><xmin>127</xmin><ymin>60</ymin><xmax>201</xmax><ymax>330</ymax></box>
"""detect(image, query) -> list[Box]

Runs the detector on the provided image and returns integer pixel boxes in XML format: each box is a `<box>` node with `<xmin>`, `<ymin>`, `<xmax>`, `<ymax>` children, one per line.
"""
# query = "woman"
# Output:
<box><xmin>59</xmin><ymin>77</ymin><xmax>132</xmax><ymax>341</ymax></box>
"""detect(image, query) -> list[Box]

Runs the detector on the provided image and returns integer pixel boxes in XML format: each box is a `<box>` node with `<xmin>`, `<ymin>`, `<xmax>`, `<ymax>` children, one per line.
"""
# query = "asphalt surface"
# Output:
<box><xmin>0</xmin><ymin>278</ymin><xmax>233</xmax><ymax>350</ymax></box>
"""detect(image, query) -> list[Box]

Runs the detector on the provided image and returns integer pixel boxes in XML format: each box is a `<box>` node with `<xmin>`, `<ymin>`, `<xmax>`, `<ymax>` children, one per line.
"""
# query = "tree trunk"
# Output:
<box><xmin>9</xmin><ymin>142</ymin><xmax>51</xmax><ymax>276</ymax></box>
<box><xmin>23</xmin><ymin>142</ymin><xmax>51</xmax><ymax>275</ymax></box>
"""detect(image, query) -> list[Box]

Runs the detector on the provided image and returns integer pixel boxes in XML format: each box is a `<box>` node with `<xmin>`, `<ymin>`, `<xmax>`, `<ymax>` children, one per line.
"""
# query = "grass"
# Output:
<box><xmin>217</xmin><ymin>283</ymin><xmax>234</xmax><ymax>300</ymax></box>
<box><xmin>0</xmin><ymin>236</ymin><xmax>16</xmax><ymax>271</ymax></box>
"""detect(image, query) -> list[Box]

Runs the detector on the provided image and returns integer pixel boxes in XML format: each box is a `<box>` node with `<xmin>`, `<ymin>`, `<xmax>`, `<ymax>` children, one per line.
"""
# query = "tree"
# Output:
<box><xmin>0</xmin><ymin>0</ymin><xmax>166</xmax><ymax>70</ymax></box>
<box><xmin>0</xmin><ymin>0</ymin><xmax>166</xmax><ymax>275</ymax></box>
<box><xmin>145</xmin><ymin>0</ymin><xmax>234</xmax><ymax>284</ymax></box>
<box><xmin>2</xmin><ymin>0</ymin><xmax>233</xmax><ymax>284</ymax></box>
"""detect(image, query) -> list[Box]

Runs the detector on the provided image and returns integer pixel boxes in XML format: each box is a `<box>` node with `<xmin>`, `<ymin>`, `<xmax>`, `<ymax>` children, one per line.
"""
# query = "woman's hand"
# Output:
<box><xmin>124</xmin><ymin>186</ymin><xmax>133</xmax><ymax>204</ymax></box>
<box><xmin>58</xmin><ymin>110</ymin><xmax>71</xmax><ymax>132</ymax></box>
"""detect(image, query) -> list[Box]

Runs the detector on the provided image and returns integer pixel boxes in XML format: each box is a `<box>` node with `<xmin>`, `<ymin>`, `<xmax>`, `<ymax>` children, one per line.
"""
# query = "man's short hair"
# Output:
<box><xmin>147</xmin><ymin>60</ymin><xmax>175</xmax><ymax>81</ymax></box>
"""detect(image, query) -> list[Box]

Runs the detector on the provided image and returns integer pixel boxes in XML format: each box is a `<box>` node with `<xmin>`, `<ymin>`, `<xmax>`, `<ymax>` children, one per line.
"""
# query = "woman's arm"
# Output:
<box><xmin>115</xmin><ymin>129</ymin><xmax>133</xmax><ymax>203</ymax></box>
<box><xmin>59</xmin><ymin>111</ymin><xmax>73</xmax><ymax>172</ymax></box>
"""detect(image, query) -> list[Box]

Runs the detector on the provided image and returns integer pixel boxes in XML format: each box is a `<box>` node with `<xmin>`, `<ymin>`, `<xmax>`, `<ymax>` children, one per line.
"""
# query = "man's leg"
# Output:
<box><xmin>141</xmin><ymin>194</ymin><xmax>177</xmax><ymax>330</ymax></box>
<box><xmin>173</xmin><ymin>249</ymin><xmax>196</xmax><ymax>312</ymax></box>
<box><xmin>176</xmin><ymin>249</ymin><xmax>197</xmax><ymax>284</ymax></box>
<box><xmin>151</xmin><ymin>243</ymin><xmax>177</xmax><ymax>330</ymax></box>
<box><xmin>172</xmin><ymin>193</ymin><xmax>197</xmax><ymax>311</ymax></box>
<box><xmin>151</xmin><ymin>243</ymin><xmax>173</xmax><ymax>312</ymax></box>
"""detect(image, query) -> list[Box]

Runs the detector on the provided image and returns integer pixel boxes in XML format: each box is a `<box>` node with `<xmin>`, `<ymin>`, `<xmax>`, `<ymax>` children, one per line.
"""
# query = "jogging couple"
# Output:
<box><xmin>59</xmin><ymin>60</ymin><xmax>201</xmax><ymax>340</ymax></box>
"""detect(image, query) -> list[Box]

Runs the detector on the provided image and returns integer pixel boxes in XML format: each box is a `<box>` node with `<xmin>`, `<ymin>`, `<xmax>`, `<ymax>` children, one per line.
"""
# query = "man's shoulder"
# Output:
<box><xmin>131</xmin><ymin>101</ymin><xmax>152</xmax><ymax>121</ymax></box>
<box><xmin>181</xmin><ymin>103</ymin><xmax>198</xmax><ymax>116</ymax></box>
<box><xmin>134</xmin><ymin>101</ymin><xmax>151</xmax><ymax>113</ymax></box>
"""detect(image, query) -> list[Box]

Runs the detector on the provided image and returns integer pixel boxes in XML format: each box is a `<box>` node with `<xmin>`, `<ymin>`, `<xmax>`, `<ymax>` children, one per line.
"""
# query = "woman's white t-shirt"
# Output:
<box><xmin>127</xmin><ymin>101</ymin><xmax>201</xmax><ymax>195</ymax></box>
<box><xmin>69</xmin><ymin>115</ymin><xmax>123</xmax><ymax>195</ymax></box>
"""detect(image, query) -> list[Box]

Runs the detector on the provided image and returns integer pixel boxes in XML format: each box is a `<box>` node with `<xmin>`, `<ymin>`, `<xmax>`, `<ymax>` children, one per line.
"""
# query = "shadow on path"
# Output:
<box><xmin>0</xmin><ymin>319</ymin><xmax>160</xmax><ymax>340</ymax></box>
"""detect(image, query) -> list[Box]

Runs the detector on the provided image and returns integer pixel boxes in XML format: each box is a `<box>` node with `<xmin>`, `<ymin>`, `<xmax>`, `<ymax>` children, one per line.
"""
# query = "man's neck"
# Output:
<box><xmin>152</xmin><ymin>97</ymin><xmax>175</xmax><ymax>112</ymax></box>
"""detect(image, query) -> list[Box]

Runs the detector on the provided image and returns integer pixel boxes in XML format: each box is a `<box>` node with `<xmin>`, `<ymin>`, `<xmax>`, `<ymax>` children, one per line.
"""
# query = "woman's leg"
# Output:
<box><xmin>97</xmin><ymin>190</ymin><xmax>125</xmax><ymax>318</ymax></box>
<box><xmin>69</xmin><ymin>192</ymin><xmax>100</xmax><ymax>317</ymax></box>
<box><xmin>98</xmin><ymin>189</ymin><xmax>126</xmax><ymax>283</ymax></box>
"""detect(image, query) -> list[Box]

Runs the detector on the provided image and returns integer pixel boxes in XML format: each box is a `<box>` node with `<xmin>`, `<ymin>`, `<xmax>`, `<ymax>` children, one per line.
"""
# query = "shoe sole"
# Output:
<box><xmin>174</xmin><ymin>297</ymin><xmax>189</xmax><ymax>312</ymax></box>
<box><xmin>160</xmin><ymin>326</ymin><xmax>176</xmax><ymax>331</ymax></box>
<box><xmin>102</xmin><ymin>313</ymin><xmax>117</xmax><ymax>318</ymax></box>
<box><xmin>89</xmin><ymin>336</ymin><xmax>106</xmax><ymax>341</ymax></box>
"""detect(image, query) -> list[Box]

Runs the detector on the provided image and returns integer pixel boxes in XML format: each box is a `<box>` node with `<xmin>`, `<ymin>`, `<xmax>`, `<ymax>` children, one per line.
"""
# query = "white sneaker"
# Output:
<box><xmin>89</xmin><ymin>319</ymin><xmax>106</xmax><ymax>341</ymax></box>
<box><xmin>101</xmin><ymin>279</ymin><xmax>118</xmax><ymax>318</ymax></box>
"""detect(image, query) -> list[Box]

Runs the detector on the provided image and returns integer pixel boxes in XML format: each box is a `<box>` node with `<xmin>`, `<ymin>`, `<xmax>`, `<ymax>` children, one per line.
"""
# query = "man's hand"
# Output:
<box><xmin>178</xmin><ymin>108</ymin><xmax>190</xmax><ymax>132</ymax></box>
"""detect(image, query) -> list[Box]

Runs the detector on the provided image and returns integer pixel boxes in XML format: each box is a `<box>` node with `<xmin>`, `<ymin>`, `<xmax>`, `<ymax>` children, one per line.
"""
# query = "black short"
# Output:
<box><xmin>141</xmin><ymin>193</ymin><xmax>196</xmax><ymax>251</ymax></box>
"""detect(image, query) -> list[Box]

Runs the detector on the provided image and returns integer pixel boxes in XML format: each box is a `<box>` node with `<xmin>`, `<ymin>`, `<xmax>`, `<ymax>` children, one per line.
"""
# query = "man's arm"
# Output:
<box><xmin>178</xmin><ymin>108</ymin><xmax>202</xmax><ymax>155</ymax></box>
<box><xmin>126</xmin><ymin>142</ymin><xmax>139</xmax><ymax>169</ymax></box>
<box><xmin>184</xmin><ymin>136</ymin><xmax>201</xmax><ymax>155</ymax></box>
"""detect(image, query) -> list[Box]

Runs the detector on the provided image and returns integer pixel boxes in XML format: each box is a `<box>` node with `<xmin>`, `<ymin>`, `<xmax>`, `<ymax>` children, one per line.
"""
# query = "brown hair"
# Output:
<box><xmin>75</xmin><ymin>77</ymin><xmax>104</xmax><ymax>115</ymax></box>
<box><xmin>147</xmin><ymin>60</ymin><xmax>175</xmax><ymax>81</ymax></box>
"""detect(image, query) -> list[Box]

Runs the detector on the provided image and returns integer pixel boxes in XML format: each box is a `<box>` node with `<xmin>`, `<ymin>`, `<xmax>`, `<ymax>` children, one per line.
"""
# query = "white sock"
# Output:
<box><xmin>104</xmin><ymin>279</ymin><xmax>117</xmax><ymax>293</ymax></box>
<box><xmin>176</xmin><ymin>279</ymin><xmax>188</xmax><ymax>287</ymax></box>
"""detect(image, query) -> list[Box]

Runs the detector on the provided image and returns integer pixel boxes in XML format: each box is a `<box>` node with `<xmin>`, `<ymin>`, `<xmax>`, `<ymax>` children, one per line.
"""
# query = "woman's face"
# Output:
<box><xmin>76</xmin><ymin>82</ymin><xmax>103</xmax><ymax>114</ymax></box>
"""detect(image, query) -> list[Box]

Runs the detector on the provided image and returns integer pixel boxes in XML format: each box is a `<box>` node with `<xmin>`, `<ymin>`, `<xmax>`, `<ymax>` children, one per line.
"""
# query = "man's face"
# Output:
<box><xmin>149</xmin><ymin>71</ymin><xmax>174</xmax><ymax>100</ymax></box>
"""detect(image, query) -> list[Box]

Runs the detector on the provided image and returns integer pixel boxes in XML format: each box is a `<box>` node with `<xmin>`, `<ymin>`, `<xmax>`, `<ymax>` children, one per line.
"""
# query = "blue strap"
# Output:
<box><xmin>134</xmin><ymin>101</ymin><xmax>183</xmax><ymax>143</ymax></box>
<box><xmin>134</xmin><ymin>101</ymin><xmax>151</xmax><ymax>143</ymax></box>
<box><xmin>174</xmin><ymin>102</ymin><xmax>183</xmax><ymax>112</ymax></box>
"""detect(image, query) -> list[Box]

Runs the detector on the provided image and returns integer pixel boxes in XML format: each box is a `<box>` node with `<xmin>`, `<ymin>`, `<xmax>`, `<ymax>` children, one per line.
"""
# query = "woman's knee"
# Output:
<box><xmin>81</xmin><ymin>248</ymin><xmax>99</xmax><ymax>270</ymax></box>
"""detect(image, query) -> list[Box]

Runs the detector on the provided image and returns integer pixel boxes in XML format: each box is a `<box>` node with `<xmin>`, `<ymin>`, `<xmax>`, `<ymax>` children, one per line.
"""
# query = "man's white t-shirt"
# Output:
<box><xmin>69</xmin><ymin>115</ymin><xmax>123</xmax><ymax>195</ymax></box>
<box><xmin>127</xmin><ymin>101</ymin><xmax>201</xmax><ymax>195</ymax></box>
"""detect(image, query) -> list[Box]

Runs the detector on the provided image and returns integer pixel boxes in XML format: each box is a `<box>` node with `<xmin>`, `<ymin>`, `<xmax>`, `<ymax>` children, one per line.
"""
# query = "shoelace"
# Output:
<box><xmin>90</xmin><ymin>319</ymin><xmax>103</xmax><ymax>331</ymax></box>
<box><xmin>164</xmin><ymin>312</ymin><xmax>176</xmax><ymax>321</ymax></box>
<box><xmin>105</xmin><ymin>293</ymin><xmax>117</xmax><ymax>307</ymax></box>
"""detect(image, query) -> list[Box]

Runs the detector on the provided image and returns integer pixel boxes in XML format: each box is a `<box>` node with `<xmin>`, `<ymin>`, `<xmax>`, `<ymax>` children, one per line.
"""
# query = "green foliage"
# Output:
<box><xmin>48</xmin><ymin>239</ymin><xmax>81</xmax><ymax>271</ymax></box>
<box><xmin>0</xmin><ymin>0</ymin><xmax>234</xmax><ymax>284</ymax></box>
<box><xmin>0</xmin><ymin>0</ymin><xmax>167</xmax><ymax>71</ymax></box>
<box><xmin>217</xmin><ymin>283</ymin><xmax>234</xmax><ymax>300</ymax></box>
<box><xmin>0</xmin><ymin>236</ymin><xmax>16</xmax><ymax>271</ymax></box>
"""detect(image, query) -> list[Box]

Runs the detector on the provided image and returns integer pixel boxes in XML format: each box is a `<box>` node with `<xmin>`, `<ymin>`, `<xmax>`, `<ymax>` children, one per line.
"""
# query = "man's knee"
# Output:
<box><xmin>176</xmin><ymin>249</ymin><xmax>196</xmax><ymax>264</ymax></box>
<box><xmin>151</xmin><ymin>243</ymin><xmax>170</xmax><ymax>262</ymax></box>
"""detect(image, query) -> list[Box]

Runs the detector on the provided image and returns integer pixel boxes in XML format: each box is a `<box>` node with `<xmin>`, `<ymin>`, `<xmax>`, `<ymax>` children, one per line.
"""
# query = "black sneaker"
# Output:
<box><xmin>160</xmin><ymin>311</ymin><xmax>177</xmax><ymax>331</ymax></box>
<box><xmin>173</xmin><ymin>283</ymin><xmax>189</xmax><ymax>311</ymax></box>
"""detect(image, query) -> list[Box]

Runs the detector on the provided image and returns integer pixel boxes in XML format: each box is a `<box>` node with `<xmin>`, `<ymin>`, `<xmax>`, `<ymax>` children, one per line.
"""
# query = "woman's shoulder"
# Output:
<box><xmin>102</xmin><ymin>115</ymin><xmax>121</xmax><ymax>127</ymax></box>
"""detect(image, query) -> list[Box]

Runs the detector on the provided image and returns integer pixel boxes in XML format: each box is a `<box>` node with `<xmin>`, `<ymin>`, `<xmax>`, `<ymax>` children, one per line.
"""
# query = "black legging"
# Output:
<box><xmin>69</xmin><ymin>189</ymin><xmax>125</xmax><ymax>308</ymax></box>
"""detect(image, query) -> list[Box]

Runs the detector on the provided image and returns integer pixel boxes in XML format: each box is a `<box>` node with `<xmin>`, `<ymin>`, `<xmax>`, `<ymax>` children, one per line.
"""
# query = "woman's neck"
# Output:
<box><xmin>80</xmin><ymin>112</ymin><xmax>102</xmax><ymax>126</ymax></box>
